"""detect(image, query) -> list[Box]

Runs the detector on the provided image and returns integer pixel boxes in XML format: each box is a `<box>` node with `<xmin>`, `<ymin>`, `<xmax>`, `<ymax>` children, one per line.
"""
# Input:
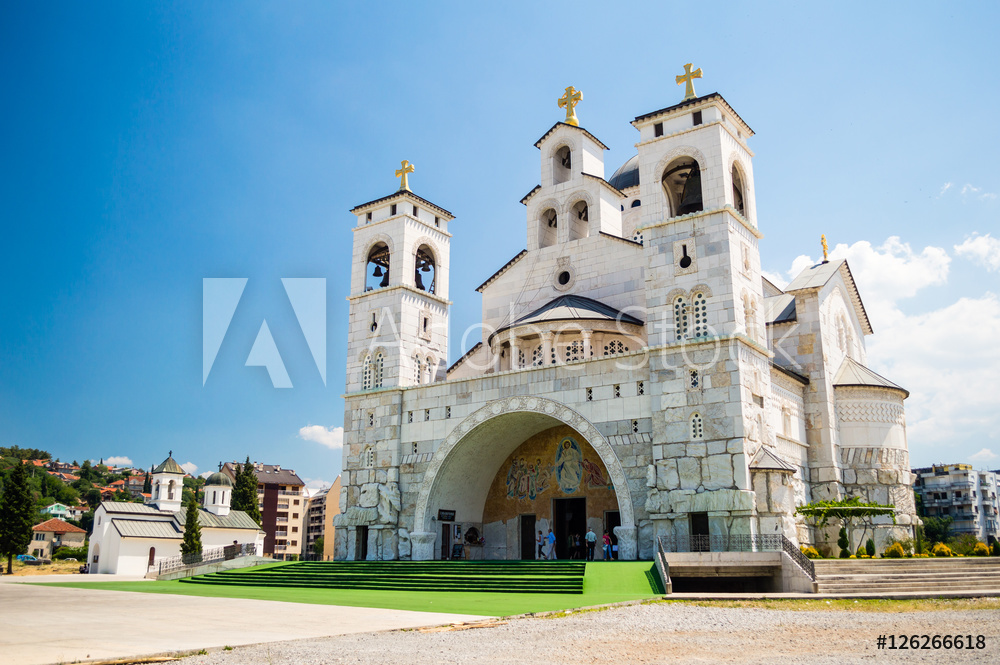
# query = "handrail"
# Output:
<box><xmin>780</xmin><ymin>535</ymin><xmax>815</xmax><ymax>581</ymax></box>
<box><xmin>156</xmin><ymin>543</ymin><xmax>256</xmax><ymax>576</ymax></box>
<box><xmin>654</xmin><ymin>535</ymin><xmax>672</xmax><ymax>594</ymax></box>
<box><xmin>656</xmin><ymin>534</ymin><xmax>815</xmax><ymax>581</ymax></box>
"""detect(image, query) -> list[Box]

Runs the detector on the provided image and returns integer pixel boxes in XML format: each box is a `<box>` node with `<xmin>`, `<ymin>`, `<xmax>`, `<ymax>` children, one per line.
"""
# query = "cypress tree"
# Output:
<box><xmin>231</xmin><ymin>457</ymin><xmax>261</xmax><ymax>526</ymax></box>
<box><xmin>0</xmin><ymin>462</ymin><xmax>35</xmax><ymax>574</ymax></box>
<box><xmin>180</xmin><ymin>493</ymin><xmax>202</xmax><ymax>558</ymax></box>
<box><xmin>142</xmin><ymin>472</ymin><xmax>151</xmax><ymax>494</ymax></box>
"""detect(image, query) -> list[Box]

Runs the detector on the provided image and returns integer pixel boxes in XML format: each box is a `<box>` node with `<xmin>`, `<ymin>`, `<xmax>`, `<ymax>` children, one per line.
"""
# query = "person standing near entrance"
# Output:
<box><xmin>537</xmin><ymin>530</ymin><xmax>544</xmax><ymax>560</ymax></box>
<box><xmin>585</xmin><ymin>528</ymin><xmax>597</xmax><ymax>561</ymax></box>
<box><xmin>547</xmin><ymin>529</ymin><xmax>557</xmax><ymax>560</ymax></box>
<box><xmin>602</xmin><ymin>530</ymin><xmax>612</xmax><ymax>560</ymax></box>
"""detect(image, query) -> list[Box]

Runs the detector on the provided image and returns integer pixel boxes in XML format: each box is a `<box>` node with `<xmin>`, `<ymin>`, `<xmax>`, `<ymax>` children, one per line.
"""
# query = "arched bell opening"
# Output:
<box><xmin>539</xmin><ymin>208</ymin><xmax>558</xmax><ymax>248</ymax></box>
<box><xmin>553</xmin><ymin>145</ymin><xmax>572</xmax><ymax>185</ymax></box>
<box><xmin>365</xmin><ymin>242</ymin><xmax>391</xmax><ymax>291</ymax></box>
<box><xmin>569</xmin><ymin>200</ymin><xmax>589</xmax><ymax>241</ymax></box>
<box><xmin>662</xmin><ymin>158</ymin><xmax>703</xmax><ymax>218</ymax></box>
<box><xmin>731</xmin><ymin>163</ymin><xmax>746</xmax><ymax>216</ymax></box>
<box><xmin>414</xmin><ymin>245</ymin><xmax>436</xmax><ymax>294</ymax></box>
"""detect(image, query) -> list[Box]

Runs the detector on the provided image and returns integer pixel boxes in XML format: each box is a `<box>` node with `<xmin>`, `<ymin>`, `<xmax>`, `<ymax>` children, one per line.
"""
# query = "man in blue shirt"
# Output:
<box><xmin>547</xmin><ymin>529</ymin><xmax>557</xmax><ymax>560</ymax></box>
<box><xmin>585</xmin><ymin>527</ymin><xmax>597</xmax><ymax>561</ymax></box>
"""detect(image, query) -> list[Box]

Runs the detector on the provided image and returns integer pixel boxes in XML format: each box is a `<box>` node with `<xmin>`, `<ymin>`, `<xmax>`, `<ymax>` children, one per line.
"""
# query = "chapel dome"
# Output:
<box><xmin>204</xmin><ymin>471</ymin><xmax>233</xmax><ymax>487</ymax></box>
<box><xmin>608</xmin><ymin>154</ymin><xmax>639</xmax><ymax>191</ymax></box>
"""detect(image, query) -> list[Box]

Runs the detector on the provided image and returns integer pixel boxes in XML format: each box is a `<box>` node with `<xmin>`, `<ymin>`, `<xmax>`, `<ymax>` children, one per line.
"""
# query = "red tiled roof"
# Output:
<box><xmin>33</xmin><ymin>518</ymin><xmax>86</xmax><ymax>534</ymax></box>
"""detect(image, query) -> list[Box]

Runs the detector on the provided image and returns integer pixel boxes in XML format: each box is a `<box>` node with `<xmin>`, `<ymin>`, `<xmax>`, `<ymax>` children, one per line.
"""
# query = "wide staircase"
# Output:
<box><xmin>179</xmin><ymin>560</ymin><xmax>587</xmax><ymax>594</ymax></box>
<box><xmin>813</xmin><ymin>558</ymin><xmax>1000</xmax><ymax>595</ymax></box>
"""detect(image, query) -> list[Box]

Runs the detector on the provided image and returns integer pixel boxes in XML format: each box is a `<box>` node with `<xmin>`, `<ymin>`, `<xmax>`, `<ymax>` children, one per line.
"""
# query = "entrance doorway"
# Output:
<box><xmin>604</xmin><ymin>510</ymin><xmax>621</xmax><ymax>559</ymax></box>
<box><xmin>356</xmin><ymin>525</ymin><xmax>369</xmax><ymax>560</ymax></box>
<box><xmin>441</xmin><ymin>523</ymin><xmax>452</xmax><ymax>560</ymax></box>
<box><xmin>520</xmin><ymin>514</ymin><xmax>536</xmax><ymax>560</ymax></box>
<box><xmin>690</xmin><ymin>512</ymin><xmax>710</xmax><ymax>551</ymax></box>
<box><xmin>147</xmin><ymin>546</ymin><xmax>156</xmax><ymax>568</ymax></box>
<box><xmin>554</xmin><ymin>498</ymin><xmax>586</xmax><ymax>560</ymax></box>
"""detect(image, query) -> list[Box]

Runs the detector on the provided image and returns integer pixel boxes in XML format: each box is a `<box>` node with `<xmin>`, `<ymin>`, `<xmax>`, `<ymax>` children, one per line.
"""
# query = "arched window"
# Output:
<box><xmin>690</xmin><ymin>413</ymin><xmax>704</xmax><ymax>440</ymax></box>
<box><xmin>692</xmin><ymin>292</ymin><xmax>708</xmax><ymax>338</ymax></box>
<box><xmin>553</xmin><ymin>146</ymin><xmax>571</xmax><ymax>184</ymax></box>
<box><xmin>212</xmin><ymin>491</ymin><xmax>217</xmax><ymax>504</ymax></box>
<box><xmin>362</xmin><ymin>354</ymin><xmax>373</xmax><ymax>389</ymax></box>
<box><xmin>167</xmin><ymin>480</ymin><xmax>176</xmax><ymax>501</ymax></box>
<box><xmin>630</xmin><ymin>199</ymin><xmax>642</xmax><ymax>208</ymax></box>
<box><xmin>565</xmin><ymin>340</ymin><xmax>583</xmax><ymax>362</ymax></box>
<box><xmin>517</xmin><ymin>348</ymin><xmax>525</xmax><ymax>369</ymax></box>
<box><xmin>539</xmin><ymin>208</ymin><xmax>558</xmax><ymax>248</ymax></box>
<box><xmin>414</xmin><ymin>245</ymin><xmax>436</xmax><ymax>294</ymax></box>
<box><xmin>603</xmin><ymin>340</ymin><xmax>628</xmax><ymax>356</ymax></box>
<box><xmin>569</xmin><ymin>201</ymin><xmax>589</xmax><ymax>240</ymax></box>
<box><xmin>364</xmin><ymin>447</ymin><xmax>375</xmax><ymax>468</ymax></box>
<box><xmin>365</xmin><ymin>243</ymin><xmax>390</xmax><ymax>291</ymax></box>
<box><xmin>531</xmin><ymin>345</ymin><xmax>544</xmax><ymax>367</ymax></box>
<box><xmin>413</xmin><ymin>355</ymin><xmax>423</xmax><ymax>384</ymax></box>
<box><xmin>373</xmin><ymin>352</ymin><xmax>384</xmax><ymax>388</ymax></box>
<box><xmin>662</xmin><ymin>158</ymin><xmax>703</xmax><ymax>218</ymax></box>
<box><xmin>424</xmin><ymin>356</ymin><xmax>435</xmax><ymax>384</ymax></box>
<box><xmin>731</xmin><ymin>164</ymin><xmax>746</xmax><ymax>216</ymax></box>
<box><xmin>674</xmin><ymin>295</ymin><xmax>690</xmax><ymax>341</ymax></box>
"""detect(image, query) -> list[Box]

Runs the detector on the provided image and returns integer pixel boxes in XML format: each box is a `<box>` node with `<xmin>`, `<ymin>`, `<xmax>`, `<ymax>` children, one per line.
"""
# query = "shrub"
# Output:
<box><xmin>932</xmin><ymin>542</ymin><xmax>953</xmax><ymax>557</ymax></box>
<box><xmin>838</xmin><ymin>527</ymin><xmax>851</xmax><ymax>558</ymax></box>
<box><xmin>991</xmin><ymin>541</ymin><xmax>1000</xmax><ymax>557</ymax></box>
<box><xmin>800</xmin><ymin>545</ymin><xmax>821</xmax><ymax>559</ymax></box>
<box><xmin>856</xmin><ymin>544</ymin><xmax>867</xmax><ymax>557</ymax></box>
<box><xmin>52</xmin><ymin>545</ymin><xmax>88</xmax><ymax>560</ymax></box>
<box><xmin>865</xmin><ymin>538</ymin><xmax>876</xmax><ymax>557</ymax></box>
<box><xmin>885</xmin><ymin>542</ymin><xmax>906</xmax><ymax>558</ymax></box>
<box><xmin>949</xmin><ymin>533</ymin><xmax>981</xmax><ymax>556</ymax></box>
<box><xmin>972</xmin><ymin>542</ymin><xmax>990</xmax><ymax>557</ymax></box>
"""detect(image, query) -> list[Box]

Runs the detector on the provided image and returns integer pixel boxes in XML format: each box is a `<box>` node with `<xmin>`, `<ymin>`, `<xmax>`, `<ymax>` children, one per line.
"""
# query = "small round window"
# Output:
<box><xmin>558</xmin><ymin>271</ymin><xmax>571</xmax><ymax>285</ymax></box>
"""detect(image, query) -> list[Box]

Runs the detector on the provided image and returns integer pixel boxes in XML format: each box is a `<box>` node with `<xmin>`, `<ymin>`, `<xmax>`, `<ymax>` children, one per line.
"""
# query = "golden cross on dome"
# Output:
<box><xmin>395</xmin><ymin>160</ymin><xmax>415</xmax><ymax>191</ymax></box>
<box><xmin>558</xmin><ymin>86</ymin><xmax>583</xmax><ymax>127</ymax></box>
<box><xmin>821</xmin><ymin>234</ymin><xmax>829</xmax><ymax>262</ymax></box>
<box><xmin>675</xmin><ymin>63</ymin><xmax>703</xmax><ymax>101</ymax></box>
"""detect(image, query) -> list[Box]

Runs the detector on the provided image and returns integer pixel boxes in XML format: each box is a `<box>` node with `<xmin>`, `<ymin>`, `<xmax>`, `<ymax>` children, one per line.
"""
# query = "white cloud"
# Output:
<box><xmin>761</xmin><ymin>269</ymin><xmax>788</xmax><ymax>290</ymax></box>
<box><xmin>938</xmin><ymin>182</ymin><xmax>953</xmax><ymax>197</ymax></box>
<box><xmin>958</xmin><ymin>183</ymin><xmax>996</xmax><ymax>201</ymax></box>
<box><xmin>180</xmin><ymin>461</ymin><xmax>198</xmax><ymax>475</ymax></box>
<box><xmin>104</xmin><ymin>455</ymin><xmax>133</xmax><ymax>467</ymax></box>
<box><xmin>298</xmin><ymin>425</ymin><xmax>344</xmax><ymax>450</ymax></box>
<box><xmin>955</xmin><ymin>233</ymin><xmax>1000</xmax><ymax>272</ymax></box>
<box><xmin>301</xmin><ymin>477</ymin><xmax>334</xmax><ymax>492</ymax></box>
<box><xmin>198</xmin><ymin>471</ymin><xmax>214</xmax><ymax>479</ymax></box>
<box><xmin>961</xmin><ymin>184</ymin><xmax>980</xmax><ymax>196</ymax></box>
<box><xmin>970</xmin><ymin>448</ymin><xmax>998</xmax><ymax>463</ymax></box>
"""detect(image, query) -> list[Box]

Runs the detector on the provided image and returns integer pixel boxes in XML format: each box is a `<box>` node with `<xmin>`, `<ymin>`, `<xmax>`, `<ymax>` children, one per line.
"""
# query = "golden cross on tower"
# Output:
<box><xmin>395</xmin><ymin>159</ymin><xmax>415</xmax><ymax>191</ymax></box>
<box><xmin>675</xmin><ymin>63</ymin><xmax>703</xmax><ymax>101</ymax></box>
<box><xmin>558</xmin><ymin>86</ymin><xmax>583</xmax><ymax>127</ymax></box>
<box><xmin>821</xmin><ymin>234</ymin><xmax>830</xmax><ymax>262</ymax></box>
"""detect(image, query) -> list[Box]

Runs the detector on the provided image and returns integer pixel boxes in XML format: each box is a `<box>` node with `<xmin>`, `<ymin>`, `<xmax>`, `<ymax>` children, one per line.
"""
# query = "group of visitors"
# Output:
<box><xmin>536</xmin><ymin>527</ymin><xmax>616</xmax><ymax>561</ymax></box>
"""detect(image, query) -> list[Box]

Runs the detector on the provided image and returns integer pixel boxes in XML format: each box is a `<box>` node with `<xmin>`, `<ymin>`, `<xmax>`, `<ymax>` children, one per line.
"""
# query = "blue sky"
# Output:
<box><xmin>1</xmin><ymin>2</ymin><xmax>998</xmax><ymax>487</ymax></box>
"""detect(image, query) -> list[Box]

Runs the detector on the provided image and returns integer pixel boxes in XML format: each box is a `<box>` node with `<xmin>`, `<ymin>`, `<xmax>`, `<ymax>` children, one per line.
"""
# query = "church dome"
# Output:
<box><xmin>152</xmin><ymin>454</ymin><xmax>185</xmax><ymax>475</ymax></box>
<box><xmin>205</xmin><ymin>471</ymin><xmax>233</xmax><ymax>487</ymax></box>
<box><xmin>608</xmin><ymin>154</ymin><xmax>639</xmax><ymax>190</ymax></box>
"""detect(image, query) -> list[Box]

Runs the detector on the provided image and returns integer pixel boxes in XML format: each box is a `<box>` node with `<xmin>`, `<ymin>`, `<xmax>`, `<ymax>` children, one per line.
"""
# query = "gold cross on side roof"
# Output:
<box><xmin>675</xmin><ymin>63</ymin><xmax>703</xmax><ymax>101</ymax></box>
<box><xmin>395</xmin><ymin>160</ymin><xmax>415</xmax><ymax>191</ymax></box>
<box><xmin>558</xmin><ymin>86</ymin><xmax>583</xmax><ymax>127</ymax></box>
<box><xmin>821</xmin><ymin>235</ymin><xmax>829</xmax><ymax>262</ymax></box>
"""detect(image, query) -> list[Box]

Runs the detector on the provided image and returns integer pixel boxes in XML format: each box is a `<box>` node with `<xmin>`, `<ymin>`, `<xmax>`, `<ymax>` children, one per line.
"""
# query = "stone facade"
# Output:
<box><xmin>333</xmin><ymin>91</ymin><xmax>918</xmax><ymax>561</ymax></box>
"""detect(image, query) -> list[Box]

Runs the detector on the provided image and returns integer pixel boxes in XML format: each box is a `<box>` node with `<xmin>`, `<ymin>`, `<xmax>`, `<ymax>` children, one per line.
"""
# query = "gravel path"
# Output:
<box><xmin>184</xmin><ymin>601</ymin><xmax>999</xmax><ymax>665</ymax></box>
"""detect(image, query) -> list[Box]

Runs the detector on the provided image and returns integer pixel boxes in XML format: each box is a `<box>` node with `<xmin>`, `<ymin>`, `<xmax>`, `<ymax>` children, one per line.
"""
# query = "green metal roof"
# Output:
<box><xmin>152</xmin><ymin>455</ymin><xmax>185</xmax><ymax>475</ymax></box>
<box><xmin>113</xmin><ymin>519</ymin><xmax>182</xmax><ymax>539</ymax></box>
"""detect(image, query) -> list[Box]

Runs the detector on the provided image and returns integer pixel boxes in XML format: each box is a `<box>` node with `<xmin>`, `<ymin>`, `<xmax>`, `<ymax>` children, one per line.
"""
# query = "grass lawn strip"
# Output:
<box><xmin>39</xmin><ymin>561</ymin><xmax>660</xmax><ymax>616</ymax></box>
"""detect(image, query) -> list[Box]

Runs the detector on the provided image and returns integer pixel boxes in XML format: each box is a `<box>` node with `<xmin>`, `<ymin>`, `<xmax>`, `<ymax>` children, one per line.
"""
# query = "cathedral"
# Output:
<box><xmin>333</xmin><ymin>67</ymin><xmax>918</xmax><ymax>562</ymax></box>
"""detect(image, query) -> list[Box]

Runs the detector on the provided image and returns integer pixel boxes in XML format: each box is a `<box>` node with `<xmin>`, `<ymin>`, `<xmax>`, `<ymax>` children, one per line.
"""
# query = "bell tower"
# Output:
<box><xmin>345</xmin><ymin>161</ymin><xmax>454</xmax><ymax>392</ymax></box>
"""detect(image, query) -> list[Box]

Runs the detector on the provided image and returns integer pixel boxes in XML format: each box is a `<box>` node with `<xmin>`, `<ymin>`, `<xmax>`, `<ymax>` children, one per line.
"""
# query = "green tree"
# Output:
<box><xmin>231</xmin><ymin>458</ymin><xmax>261</xmax><ymax>526</ymax></box>
<box><xmin>922</xmin><ymin>516</ymin><xmax>952</xmax><ymax>544</ymax></box>
<box><xmin>85</xmin><ymin>488</ymin><xmax>102</xmax><ymax>509</ymax></box>
<box><xmin>180</xmin><ymin>494</ymin><xmax>203</xmax><ymax>557</ymax></box>
<box><xmin>142</xmin><ymin>472</ymin><xmax>151</xmax><ymax>494</ymax></box>
<box><xmin>0</xmin><ymin>462</ymin><xmax>35</xmax><ymax>574</ymax></box>
<box><xmin>837</xmin><ymin>527</ymin><xmax>850</xmax><ymax>558</ymax></box>
<box><xmin>312</xmin><ymin>536</ymin><xmax>324</xmax><ymax>558</ymax></box>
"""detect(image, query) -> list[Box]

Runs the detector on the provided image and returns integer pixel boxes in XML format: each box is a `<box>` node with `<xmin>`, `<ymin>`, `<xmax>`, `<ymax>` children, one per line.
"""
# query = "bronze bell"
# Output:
<box><xmin>379</xmin><ymin>271</ymin><xmax>390</xmax><ymax>288</ymax></box>
<box><xmin>415</xmin><ymin>271</ymin><xmax>425</xmax><ymax>290</ymax></box>
<box><xmin>372</xmin><ymin>265</ymin><xmax>383</xmax><ymax>277</ymax></box>
<box><xmin>677</xmin><ymin>165</ymin><xmax>704</xmax><ymax>215</ymax></box>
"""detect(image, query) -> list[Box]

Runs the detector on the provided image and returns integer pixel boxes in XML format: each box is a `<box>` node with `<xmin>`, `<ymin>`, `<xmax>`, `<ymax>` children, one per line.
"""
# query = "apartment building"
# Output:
<box><xmin>304</xmin><ymin>476</ymin><xmax>341</xmax><ymax>560</ymax></box>
<box><xmin>223</xmin><ymin>462</ymin><xmax>306</xmax><ymax>560</ymax></box>
<box><xmin>913</xmin><ymin>463</ymin><xmax>1000</xmax><ymax>544</ymax></box>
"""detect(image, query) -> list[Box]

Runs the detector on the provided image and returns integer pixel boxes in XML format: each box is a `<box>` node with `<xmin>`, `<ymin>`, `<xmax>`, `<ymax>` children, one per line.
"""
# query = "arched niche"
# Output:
<box><xmin>569</xmin><ymin>200</ymin><xmax>589</xmax><ymax>241</ymax></box>
<box><xmin>553</xmin><ymin>145</ymin><xmax>572</xmax><ymax>185</ymax></box>
<box><xmin>365</xmin><ymin>242</ymin><xmax>391</xmax><ymax>291</ymax></box>
<box><xmin>731</xmin><ymin>162</ymin><xmax>747</xmax><ymax>216</ymax></box>
<box><xmin>414</xmin><ymin>244</ymin><xmax>436</xmax><ymax>294</ymax></box>
<box><xmin>662</xmin><ymin>157</ymin><xmax>703</xmax><ymax>218</ymax></box>
<box><xmin>539</xmin><ymin>208</ymin><xmax>558</xmax><ymax>248</ymax></box>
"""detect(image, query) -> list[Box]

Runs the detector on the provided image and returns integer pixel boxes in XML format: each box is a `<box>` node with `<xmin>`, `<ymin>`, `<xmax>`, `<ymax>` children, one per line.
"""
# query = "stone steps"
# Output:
<box><xmin>813</xmin><ymin>558</ymin><xmax>1000</xmax><ymax>594</ymax></box>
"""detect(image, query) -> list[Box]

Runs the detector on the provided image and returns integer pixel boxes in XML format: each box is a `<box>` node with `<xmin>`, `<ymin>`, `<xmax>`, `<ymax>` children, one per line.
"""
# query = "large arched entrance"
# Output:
<box><xmin>411</xmin><ymin>396</ymin><xmax>634</xmax><ymax>560</ymax></box>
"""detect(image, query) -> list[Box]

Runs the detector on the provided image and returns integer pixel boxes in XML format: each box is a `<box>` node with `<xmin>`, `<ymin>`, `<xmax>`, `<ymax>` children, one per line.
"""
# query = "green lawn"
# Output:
<box><xmin>42</xmin><ymin>561</ymin><xmax>662</xmax><ymax>616</ymax></box>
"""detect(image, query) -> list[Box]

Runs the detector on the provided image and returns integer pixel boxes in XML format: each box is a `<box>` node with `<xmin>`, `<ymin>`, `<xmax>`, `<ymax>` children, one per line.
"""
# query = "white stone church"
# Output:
<box><xmin>333</xmin><ymin>73</ymin><xmax>917</xmax><ymax>562</ymax></box>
